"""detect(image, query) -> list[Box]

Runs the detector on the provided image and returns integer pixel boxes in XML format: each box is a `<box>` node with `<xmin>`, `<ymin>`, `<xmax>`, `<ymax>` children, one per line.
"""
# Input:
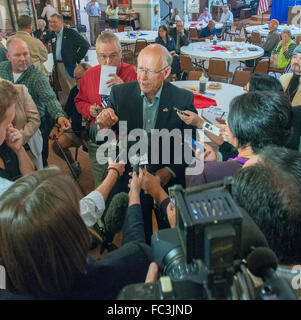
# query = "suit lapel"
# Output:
<box><xmin>155</xmin><ymin>81</ymin><xmax>173</xmax><ymax>130</ymax></box>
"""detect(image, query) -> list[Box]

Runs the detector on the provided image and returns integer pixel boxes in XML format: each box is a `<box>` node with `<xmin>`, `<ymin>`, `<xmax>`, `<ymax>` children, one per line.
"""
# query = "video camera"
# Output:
<box><xmin>119</xmin><ymin>178</ymin><xmax>247</xmax><ymax>300</ymax></box>
<box><xmin>118</xmin><ymin>178</ymin><xmax>298</xmax><ymax>300</ymax></box>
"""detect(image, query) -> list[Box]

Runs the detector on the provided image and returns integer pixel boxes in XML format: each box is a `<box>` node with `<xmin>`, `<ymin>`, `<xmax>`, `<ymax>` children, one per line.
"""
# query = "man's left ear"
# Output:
<box><xmin>163</xmin><ymin>66</ymin><xmax>171</xmax><ymax>80</ymax></box>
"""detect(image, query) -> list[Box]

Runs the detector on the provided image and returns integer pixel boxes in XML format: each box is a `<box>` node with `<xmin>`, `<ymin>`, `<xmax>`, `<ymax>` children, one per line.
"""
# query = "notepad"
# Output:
<box><xmin>99</xmin><ymin>65</ymin><xmax>117</xmax><ymax>96</ymax></box>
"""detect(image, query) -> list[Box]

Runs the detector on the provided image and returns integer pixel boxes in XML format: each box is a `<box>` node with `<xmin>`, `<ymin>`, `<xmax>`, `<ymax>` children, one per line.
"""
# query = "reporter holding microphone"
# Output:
<box><xmin>0</xmin><ymin>167</ymin><xmax>152</xmax><ymax>300</ymax></box>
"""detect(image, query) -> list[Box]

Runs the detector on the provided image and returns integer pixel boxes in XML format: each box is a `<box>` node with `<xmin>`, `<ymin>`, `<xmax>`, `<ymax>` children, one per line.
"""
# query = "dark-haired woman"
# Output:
<box><xmin>155</xmin><ymin>25</ymin><xmax>181</xmax><ymax>80</ymax></box>
<box><xmin>106</xmin><ymin>0</ymin><xmax>119</xmax><ymax>33</ymax></box>
<box><xmin>188</xmin><ymin>90</ymin><xmax>293</xmax><ymax>186</ymax></box>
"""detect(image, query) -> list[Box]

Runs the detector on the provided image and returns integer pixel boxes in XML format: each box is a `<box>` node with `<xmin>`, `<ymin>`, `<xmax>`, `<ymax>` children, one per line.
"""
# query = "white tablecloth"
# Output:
<box><xmin>180</xmin><ymin>41</ymin><xmax>264</xmax><ymax>62</ymax></box>
<box><xmin>245</xmin><ymin>24</ymin><xmax>301</xmax><ymax>37</ymax></box>
<box><xmin>171</xmin><ymin>21</ymin><xmax>223</xmax><ymax>30</ymax></box>
<box><xmin>115</xmin><ymin>31</ymin><xmax>158</xmax><ymax>44</ymax></box>
<box><xmin>171</xmin><ymin>80</ymin><xmax>244</xmax><ymax>142</ymax></box>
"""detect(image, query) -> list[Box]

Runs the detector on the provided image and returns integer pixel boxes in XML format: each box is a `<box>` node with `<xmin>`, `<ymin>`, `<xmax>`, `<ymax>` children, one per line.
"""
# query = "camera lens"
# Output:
<box><xmin>162</xmin><ymin>247</ymin><xmax>200</xmax><ymax>280</ymax></box>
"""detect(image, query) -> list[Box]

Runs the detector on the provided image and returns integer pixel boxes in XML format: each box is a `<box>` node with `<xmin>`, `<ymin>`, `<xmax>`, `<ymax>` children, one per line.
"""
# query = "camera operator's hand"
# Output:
<box><xmin>108</xmin><ymin>157</ymin><xmax>125</xmax><ymax>177</ymax></box>
<box><xmin>145</xmin><ymin>262</ymin><xmax>159</xmax><ymax>283</ymax></box>
<box><xmin>128</xmin><ymin>168</ymin><xmax>144</xmax><ymax>206</ymax></box>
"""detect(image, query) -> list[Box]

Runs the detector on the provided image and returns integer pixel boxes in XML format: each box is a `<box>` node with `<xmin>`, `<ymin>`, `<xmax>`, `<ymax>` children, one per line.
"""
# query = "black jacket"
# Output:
<box><xmin>49</xmin><ymin>26</ymin><xmax>90</xmax><ymax>77</ymax></box>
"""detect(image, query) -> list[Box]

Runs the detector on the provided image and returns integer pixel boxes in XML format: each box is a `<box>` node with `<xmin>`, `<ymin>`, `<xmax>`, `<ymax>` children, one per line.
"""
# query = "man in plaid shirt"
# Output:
<box><xmin>0</xmin><ymin>38</ymin><xmax>70</xmax><ymax>166</ymax></box>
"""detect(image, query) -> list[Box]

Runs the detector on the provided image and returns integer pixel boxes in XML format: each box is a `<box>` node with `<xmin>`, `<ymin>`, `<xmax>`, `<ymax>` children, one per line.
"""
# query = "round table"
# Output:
<box><xmin>171</xmin><ymin>80</ymin><xmax>244</xmax><ymax>141</ymax></box>
<box><xmin>172</xmin><ymin>21</ymin><xmax>223</xmax><ymax>30</ymax></box>
<box><xmin>180</xmin><ymin>41</ymin><xmax>264</xmax><ymax>62</ymax></box>
<box><xmin>245</xmin><ymin>24</ymin><xmax>301</xmax><ymax>37</ymax></box>
<box><xmin>115</xmin><ymin>30</ymin><xmax>158</xmax><ymax>44</ymax></box>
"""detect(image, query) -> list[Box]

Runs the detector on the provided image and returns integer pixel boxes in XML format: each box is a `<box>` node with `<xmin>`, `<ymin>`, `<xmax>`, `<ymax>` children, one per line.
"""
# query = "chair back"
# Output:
<box><xmin>251</xmin><ymin>32</ymin><xmax>262</xmax><ymax>45</ymax></box>
<box><xmin>234</xmin><ymin>37</ymin><xmax>245</xmax><ymax>42</ymax></box>
<box><xmin>231</xmin><ymin>70</ymin><xmax>251</xmax><ymax>87</ymax></box>
<box><xmin>296</xmin><ymin>35</ymin><xmax>301</xmax><ymax>46</ymax></box>
<box><xmin>189</xmin><ymin>28</ymin><xmax>199</xmax><ymax>42</ymax></box>
<box><xmin>208</xmin><ymin>58</ymin><xmax>228</xmax><ymax>76</ymax></box>
<box><xmin>253</xmin><ymin>59</ymin><xmax>270</xmax><ymax>74</ymax></box>
<box><xmin>235</xmin><ymin>20</ymin><xmax>244</xmax><ymax>33</ymax></box>
<box><xmin>218</xmin><ymin>24</ymin><xmax>226</xmax><ymax>40</ymax></box>
<box><xmin>134</xmin><ymin>39</ymin><xmax>148</xmax><ymax>56</ymax></box>
<box><xmin>188</xmin><ymin>70</ymin><xmax>205</xmax><ymax>80</ymax></box>
<box><xmin>180</xmin><ymin>54</ymin><xmax>195</xmax><ymax>72</ymax></box>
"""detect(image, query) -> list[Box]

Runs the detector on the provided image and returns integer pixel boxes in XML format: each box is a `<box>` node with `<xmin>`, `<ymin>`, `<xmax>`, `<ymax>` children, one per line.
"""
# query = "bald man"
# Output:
<box><xmin>92</xmin><ymin>44</ymin><xmax>197</xmax><ymax>243</ymax></box>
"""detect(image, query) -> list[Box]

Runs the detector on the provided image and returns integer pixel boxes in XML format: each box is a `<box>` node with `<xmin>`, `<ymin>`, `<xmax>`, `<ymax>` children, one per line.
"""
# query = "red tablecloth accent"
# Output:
<box><xmin>194</xmin><ymin>94</ymin><xmax>217</xmax><ymax>109</ymax></box>
<box><xmin>210</xmin><ymin>46</ymin><xmax>228</xmax><ymax>51</ymax></box>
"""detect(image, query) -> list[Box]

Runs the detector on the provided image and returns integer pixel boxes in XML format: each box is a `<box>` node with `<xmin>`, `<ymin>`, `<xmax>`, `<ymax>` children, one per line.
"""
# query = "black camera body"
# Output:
<box><xmin>119</xmin><ymin>178</ymin><xmax>244</xmax><ymax>300</ymax></box>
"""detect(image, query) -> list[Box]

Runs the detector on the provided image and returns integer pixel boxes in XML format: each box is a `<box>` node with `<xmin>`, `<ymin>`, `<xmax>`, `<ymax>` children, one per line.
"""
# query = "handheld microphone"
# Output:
<box><xmin>247</xmin><ymin>247</ymin><xmax>297</xmax><ymax>300</ymax></box>
<box><xmin>239</xmin><ymin>208</ymin><xmax>269</xmax><ymax>259</ymax></box>
<box><xmin>98</xmin><ymin>192</ymin><xmax>129</xmax><ymax>252</ymax></box>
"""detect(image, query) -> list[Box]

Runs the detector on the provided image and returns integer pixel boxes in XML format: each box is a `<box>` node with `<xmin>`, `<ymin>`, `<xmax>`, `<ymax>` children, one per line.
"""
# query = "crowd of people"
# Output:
<box><xmin>0</xmin><ymin>5</ymin><xmax>301</xmax><ymax>301</ymax></box>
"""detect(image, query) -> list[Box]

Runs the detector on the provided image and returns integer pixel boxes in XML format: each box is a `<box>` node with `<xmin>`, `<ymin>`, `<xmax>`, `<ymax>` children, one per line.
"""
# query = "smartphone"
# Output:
<box><xmin>202</xmin><ymin>121</ymin><xmax>220</xmax><ymax>136</ymax></box>
<box><xmin>185</xmin><ymin>136</ymin><xmax>204</xmax><ymax>153</ymax></box>
<box><xmin>174</xmin><ymin>107</ymin><xmax>189</xmax><ymax>116</ymax></box>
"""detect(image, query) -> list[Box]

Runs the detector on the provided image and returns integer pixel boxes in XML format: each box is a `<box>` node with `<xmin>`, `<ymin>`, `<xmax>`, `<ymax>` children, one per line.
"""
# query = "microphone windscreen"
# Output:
<box><xmin>240</xmin><ymin>208</ymin><xmax>269</xmax><ymax>258</ymax></box>
<box><xmin>247</xmin><ymin>247</ymin><xmax>278</xmax><ymax>278</ymax></box>
<box><xmin>104</xmin><ymin>192</ymin><xmax>129</xmax><ymax>236</ymax></box>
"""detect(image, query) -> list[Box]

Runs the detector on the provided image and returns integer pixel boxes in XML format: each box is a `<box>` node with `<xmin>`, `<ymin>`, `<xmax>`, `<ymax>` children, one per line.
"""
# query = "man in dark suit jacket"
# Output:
<box><xmin>93</xmin><ymin>44</ymin><xmax>197</xmax><ymax>243</ymax></box>
<box><xmin>169</xmin><ymin>20</ymin><xmax>190</xmax><ymax>54</ymax></box>
<box><xmin>48</xmin><ymin>13</ymin><xmax>90</xmax><ymax>99</ymax></box>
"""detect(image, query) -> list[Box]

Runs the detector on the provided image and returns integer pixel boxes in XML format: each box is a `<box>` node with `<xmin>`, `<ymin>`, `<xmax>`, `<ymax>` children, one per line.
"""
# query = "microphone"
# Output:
<box><xmin>247</xmin><ymin>247</ymin><xmax>297</xmax><ymax>300</ymax></box>
<box><xmin>239</xmin><ymin>208</ymin><xmax>269</xmax><ymax>259</ymax></box>
<box><xmin>98</xmin><ymin>192</ymin><xmax>129</xmax><ymax>252</ymax></box>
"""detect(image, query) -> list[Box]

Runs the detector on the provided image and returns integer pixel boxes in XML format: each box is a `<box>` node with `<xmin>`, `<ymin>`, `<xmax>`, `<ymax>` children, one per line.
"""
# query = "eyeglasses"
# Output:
<box><xmin>137</xmin><ymin>66</ymin><xmax>168</xmax><ymax>77</ymax></box>
<box><xmin>97</xmin><ymin>52</ymin><xmax>120</xmax><ymax>61</ymax></box>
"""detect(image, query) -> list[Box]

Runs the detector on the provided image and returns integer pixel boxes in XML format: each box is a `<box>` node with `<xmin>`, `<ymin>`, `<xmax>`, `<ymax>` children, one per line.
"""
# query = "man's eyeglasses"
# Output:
<box><xmin>97</xmin><ymin>52</ymin><xmax>120</xmax><ymax>61</ymax></box>
<box><xmin>137</xmin><ymin>65</ymin><xmax>168</xmax><ymax>77</ymax></box>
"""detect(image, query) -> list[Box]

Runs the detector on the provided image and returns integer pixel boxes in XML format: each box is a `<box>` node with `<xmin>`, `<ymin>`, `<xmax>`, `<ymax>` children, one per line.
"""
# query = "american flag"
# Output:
<box><xmin>257</xmin><ymin>0</ymin><xmax>269</xmax><ymax>15</ymax></box>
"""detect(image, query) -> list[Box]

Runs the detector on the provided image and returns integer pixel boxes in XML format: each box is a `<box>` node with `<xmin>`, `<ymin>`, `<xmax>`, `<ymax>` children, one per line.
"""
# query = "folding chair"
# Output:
<box><xmin>207</xmin><ymin>58</ymin><xmax>232</xmax><ymax>82</ymax></box>
<box><xmin>231</xmin><ymin>70</ymin><xmax>251</xmax><ymax>87</ymax></box>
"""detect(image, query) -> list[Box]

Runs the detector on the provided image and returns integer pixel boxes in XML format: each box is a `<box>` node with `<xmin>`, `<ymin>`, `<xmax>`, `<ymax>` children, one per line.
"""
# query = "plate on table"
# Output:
<box><xmin>208</xmin><ymin>82</ymin><xmax>222</xmax><ymax>90</ymax></box>
<box><xmin>182</xmin><ymin>86</ymin><xmax>198</xmax><ymax>93</ymax></box>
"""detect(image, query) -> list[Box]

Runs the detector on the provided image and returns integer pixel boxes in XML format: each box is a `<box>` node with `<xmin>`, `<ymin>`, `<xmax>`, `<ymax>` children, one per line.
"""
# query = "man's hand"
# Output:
<box><xmin>145</xmin><ymin>262</ymin><xmax>159</xmax><ymax>283</ymax></box>
<box><xmin>128</xmin><ymin>168</ymin><xmax>144</xmax><ymax>206</ymax></box>
<box><xmin>176</xmin><ymin>110</ymin><xmax>204</xmax><ymax>128</ymax></box>
<box><xmin>140</xmin><ymin>171</ymin><xmax>161</xmax><ymax>197</ymax></box>
<box><xmin>96</xmin><ymin>108</ymin><xmax>119</xmax><ymax>130</ymax></box>
<box><xmin>106</xmin><ymin>74</ymin><xmax>124</xmax><ymax>87</ymax></box>
<box><xmin>90</xmin><ymin>103</ymin><xmax>102</xmax><ymax>118</ymax></box>
<box><xmin>6</xmin><ymin>125</ymin><xmax>23</xmax><ymax>153</ymax></box>
<box><xmin>57</xmin><ymin>117</ymin><xmax>71</xmax><ymax>131</ymax></box>
<box><xmin>156</xmin><ymin>168</ymin><xmax>172</xmax><ymax>187</ymax></box>
<box><xmin>108</xmin><ymin>157</ymin><xmax>125</xmax><ymax>177</ymax></box>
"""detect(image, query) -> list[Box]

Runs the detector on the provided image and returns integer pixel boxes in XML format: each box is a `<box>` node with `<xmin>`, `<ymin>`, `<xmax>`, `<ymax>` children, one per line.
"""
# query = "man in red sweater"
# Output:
<box><xmin>75</xmin><ymin>31</ymin><xmax>136</xmax><ymax>187</ymax></box>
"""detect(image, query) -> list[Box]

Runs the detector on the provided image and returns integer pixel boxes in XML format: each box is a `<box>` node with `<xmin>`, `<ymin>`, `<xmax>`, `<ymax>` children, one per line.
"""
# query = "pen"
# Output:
<box><xmin>221</xmin><ymin>112</ymin><xmax>225</xmax><ymax>119</ymax></box>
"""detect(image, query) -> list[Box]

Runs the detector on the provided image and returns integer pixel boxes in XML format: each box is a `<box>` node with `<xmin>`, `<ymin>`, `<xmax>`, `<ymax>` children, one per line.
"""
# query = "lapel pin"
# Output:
<box><xmin>163</xmin><ymin>107</ymin><xmax>168</xmax><ymax>112</ymax></box>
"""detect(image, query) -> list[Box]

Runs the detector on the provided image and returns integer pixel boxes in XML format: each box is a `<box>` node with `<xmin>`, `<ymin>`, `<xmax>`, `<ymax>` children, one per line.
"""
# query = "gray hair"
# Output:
<box><xmin>96</xmin><ymin>31</ymin><xmax>121</xmax><ymax>51</ymax></box>
<box><xmin>37</xmin><ymin>19</ymin><xmax>46</xmax><ymax>28</ymax></box>
<box><xmin>50</xmin><ymin>13</ymin><xmax>64</xmax><ymax>21</ymax></box>
<box><xmin>281</xmin><ymin>29</ymin><xmax>292</xmax><ymax>38</ymax></box>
